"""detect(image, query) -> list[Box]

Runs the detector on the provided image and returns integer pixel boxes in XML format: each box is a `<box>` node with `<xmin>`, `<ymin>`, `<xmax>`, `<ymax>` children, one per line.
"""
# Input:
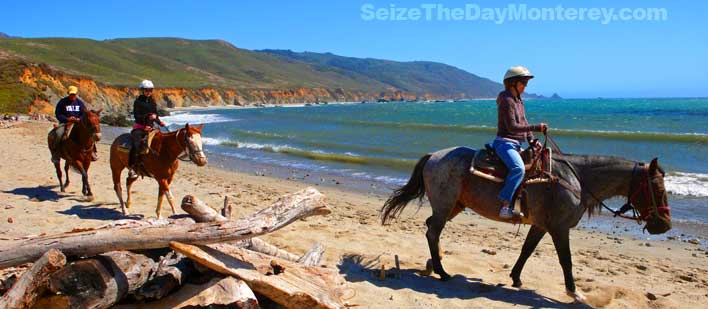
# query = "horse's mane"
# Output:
<box><xmin>553</xmin><ymin>153</ymin><xmax>637</xmax><ymax>217</ymax></box>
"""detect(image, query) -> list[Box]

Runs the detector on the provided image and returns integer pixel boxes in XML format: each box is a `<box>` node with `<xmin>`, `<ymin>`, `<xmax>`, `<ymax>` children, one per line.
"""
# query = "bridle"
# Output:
<box><xmin>76</xmin><ymin>113</ymin><xmax>100</xmax><ymax>155</ymax></box>
<box><xmin>545</xmin><ymin>134</ymin><xmax>670</xmax><ymax>225</ymax></box>
<box><xmin>611</xmin><ymin>163</ymin><xmax>671</xmax><ymax>224</ymax></box>
<box><xmin>176</xmin><ymin>128</ymin><xmax>205</xmax><ymax>162</ymax></box>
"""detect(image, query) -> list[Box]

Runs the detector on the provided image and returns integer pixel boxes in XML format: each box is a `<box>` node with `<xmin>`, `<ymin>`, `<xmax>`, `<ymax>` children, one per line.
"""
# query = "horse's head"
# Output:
<box><xmin>183</xmin><ymin>123</ymin><xmax>207</xmax><ymax>166</ymax></box>
<box><xmin>633</xmin><ymin>158</ymin><xmax>672</xmax><ymax>234</ymax></box>
<box><xmin>81</xmin><ymin>109</ymin><xmax>103</xmax><ymax>142</ymax></box>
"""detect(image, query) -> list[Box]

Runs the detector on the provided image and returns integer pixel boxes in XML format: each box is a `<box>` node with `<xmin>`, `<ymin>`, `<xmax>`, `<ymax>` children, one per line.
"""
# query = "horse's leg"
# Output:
<box><xmin>424</xmin><ymin>197</ymin><xmax>456</xmax><ymax>281</ymax></box>
<box><xmin>125</xmin><ymin>174</ymin><xmax>138</xmax><ymax>210</ymax></box>
<box><xmin>63</xmin><ymin>161</ymin><xmax>70</xmax><ymax>189</ymax></box>
<box><xmin>53</xmin><ymin>161</ymin><xmax>64</xmax><ymax>192</ymax></box>
<box><xmin>83</xmin><ymin>161</ymin><xmax>94</xmax><ymax>201</ymax></box>
<box><xmin>510</xmin><ymin>225</ymin><xmax>546</xmax><ymax>287</ymax></box>
<box><xmin>550</xmin><ymin>229</ymin><xmax>587</xmax><ymax>304</ymax></box>
<box><xmin>155</xmin><ymin>178</ymin><xmax>169</xmax><ymax>219</ymax></box>
<box><xmin>111</xmin><ymin>162</ymin><xmax>127</xmax><ymax>215</ymax></box>
<box><xmin>164</xmin><ymin>176</ymin><xmax>177</xmax><ymax>215</ymax></box>
<box><xmin>75</xmin><ymin>161</ymin><xmax>93</xmax><ymax>201</ymax></box>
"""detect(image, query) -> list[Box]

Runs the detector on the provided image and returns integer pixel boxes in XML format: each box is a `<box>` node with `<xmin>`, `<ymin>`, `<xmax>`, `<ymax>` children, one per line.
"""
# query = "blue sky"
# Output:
<box><xmin>2</xmin><ymin>0</ymin><xmax>706</xmax><ymax>98</ymax></box>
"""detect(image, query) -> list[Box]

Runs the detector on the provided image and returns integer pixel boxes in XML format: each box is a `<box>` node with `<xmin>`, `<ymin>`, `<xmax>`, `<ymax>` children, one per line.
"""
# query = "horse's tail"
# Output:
<box><xmin>380</xmin><ymin>154</ymin><xmax>431</xmax><ymax>225</ymax></box>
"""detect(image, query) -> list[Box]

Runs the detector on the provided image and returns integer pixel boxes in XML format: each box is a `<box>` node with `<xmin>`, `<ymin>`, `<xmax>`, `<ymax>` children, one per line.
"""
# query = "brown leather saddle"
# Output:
<box><xmin>117</xmin><ymin>129</ymin><xmax>160</xmax><ymax>155</ymax></box>
<box><xmin>469</xmin><ymin>143</ymin><xmax>553</xmax><ymax>183</ymax></box>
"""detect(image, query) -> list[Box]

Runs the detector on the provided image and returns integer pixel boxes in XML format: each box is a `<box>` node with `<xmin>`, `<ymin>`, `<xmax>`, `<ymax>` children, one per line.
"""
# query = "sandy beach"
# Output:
<box><xmin>0</xmin><ymin>121</ymin><xmax>706</xmax><ymax>308</ymax></box>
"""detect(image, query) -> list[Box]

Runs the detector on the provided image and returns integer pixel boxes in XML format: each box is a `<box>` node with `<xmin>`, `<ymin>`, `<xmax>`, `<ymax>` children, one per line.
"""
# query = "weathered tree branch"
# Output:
<box><xmin>0</xmin><ymin>249</ymin><xmax>65</xmax><ymax>309</ymax></box>
<box><xmin>0</xmin><ymin>187</ymin><xmax>329</xmax><ymax>269</ymax></box>
<box><xmin>171</xmin><ymin>241</ymin><xmax>347</xmax><ymax>309</ymax></box>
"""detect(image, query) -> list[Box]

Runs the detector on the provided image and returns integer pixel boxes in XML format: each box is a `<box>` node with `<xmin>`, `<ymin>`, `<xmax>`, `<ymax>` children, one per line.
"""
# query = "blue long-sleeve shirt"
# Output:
<box><xmin>55</xmin><ymin>97</ymin><xmax>86</xmax><ymax>123</ymax></box>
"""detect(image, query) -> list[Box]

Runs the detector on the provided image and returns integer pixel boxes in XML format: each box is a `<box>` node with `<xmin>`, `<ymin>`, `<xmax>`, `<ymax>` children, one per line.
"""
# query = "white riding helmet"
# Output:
<box><xmin>139</xmin><ymin>80</ymin><xmax>154</xmax><ymax>89</ymax></box>
<box><xmin>503</xmin><ymin>66</ymin><xmax>534</xmax><ymax>81</ymax></box>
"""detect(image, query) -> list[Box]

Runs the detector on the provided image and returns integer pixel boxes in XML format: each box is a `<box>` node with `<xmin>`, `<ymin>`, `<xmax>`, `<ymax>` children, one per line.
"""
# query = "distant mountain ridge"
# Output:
<box><xmin>260</xmin><ymin>49</ymin><xmax>504</xmax><ymax>99</ymax></box>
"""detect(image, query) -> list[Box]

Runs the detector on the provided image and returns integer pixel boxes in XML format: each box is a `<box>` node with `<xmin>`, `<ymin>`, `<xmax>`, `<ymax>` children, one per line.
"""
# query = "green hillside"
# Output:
<box><xmin>0</xmin><ymin>37</ymin><xmax>507</xmax><ymax>98</ymax></box>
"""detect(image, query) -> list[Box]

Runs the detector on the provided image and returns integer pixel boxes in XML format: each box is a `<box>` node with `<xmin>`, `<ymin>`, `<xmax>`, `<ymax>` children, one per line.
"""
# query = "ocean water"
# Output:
<box><xmin>160</xmin><ymin>98</ymin><xmax>708</xmax><ymax>239</ymax></box>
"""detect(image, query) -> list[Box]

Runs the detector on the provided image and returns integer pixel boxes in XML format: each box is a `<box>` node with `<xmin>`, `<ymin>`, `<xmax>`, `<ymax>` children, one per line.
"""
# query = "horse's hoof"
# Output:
<box><xmin>438</xmin><ymin>272</ymin><xmax>452</xmax><ymax>281</ymax></box>
<box><xmin>511</xmin><ymin>280</ymin><xmax>522</xmax><ymax>288</ymax></box>
<box><xmin>85</xmin><ymin>195</ymin><xmax>95</xmax><ymax>202</ymax></box>
<box><xmin>418</xmin><ymin>259</ymin><xmax>434</xmax><ymax>276</ymax></box>
<box><xmin>566</xmin><ymin>290</ymin><xmax>587</xmax><ymax>304</ymax></box>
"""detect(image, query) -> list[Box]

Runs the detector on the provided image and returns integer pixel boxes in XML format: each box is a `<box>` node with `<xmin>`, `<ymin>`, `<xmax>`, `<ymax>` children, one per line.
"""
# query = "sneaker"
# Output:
<box><xmin>499</xmin><ymin>206</ymin><xmax>514</xmax><ymax>219</ymax></box>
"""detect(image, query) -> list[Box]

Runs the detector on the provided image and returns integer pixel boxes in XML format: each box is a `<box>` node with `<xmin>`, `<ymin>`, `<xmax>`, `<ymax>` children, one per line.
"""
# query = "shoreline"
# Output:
<box><xmin>1</xmin><ymin>121</ymin><xmax>706</xmax><ymax>308</ymax></box>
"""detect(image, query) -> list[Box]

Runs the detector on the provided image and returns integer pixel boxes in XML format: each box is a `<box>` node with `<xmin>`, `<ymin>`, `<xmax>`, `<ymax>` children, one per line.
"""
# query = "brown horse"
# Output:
<box><xmin>109</xmin><ymin>123</ymin><xmax>207</xmax><ymax>219</ymax></box>
<box><xmin>47</xmin><ymin>109</ymin><xmax>103</xmax><ymax>201</ymax></box>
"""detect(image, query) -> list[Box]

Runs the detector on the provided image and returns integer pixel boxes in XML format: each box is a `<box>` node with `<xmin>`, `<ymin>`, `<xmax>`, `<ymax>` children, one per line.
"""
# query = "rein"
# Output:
<box><xmin>550</xmin><ymin>137</ymin><xmax>669</xmax><ymax>223</ymax></box>
<box><xmin>74</xmin><ymin>116</ymin><xmax>98</xmax><ymax>154</ymax></box>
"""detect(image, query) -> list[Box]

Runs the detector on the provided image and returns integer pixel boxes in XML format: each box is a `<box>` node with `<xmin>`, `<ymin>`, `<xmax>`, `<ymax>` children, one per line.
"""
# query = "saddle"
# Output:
<box><xmin>117</xmin><ymin>129</ymin><xmax>160</xmax><ymax>154</ymax></box>
<box><xmin>469</xmin><ymin>143</ymin><xmax>553</xmax><ymax>183</ymax></box>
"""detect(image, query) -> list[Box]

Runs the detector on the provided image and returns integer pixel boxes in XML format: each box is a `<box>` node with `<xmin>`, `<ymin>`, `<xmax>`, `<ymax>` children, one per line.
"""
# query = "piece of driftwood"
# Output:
<box><xmin>239</xmin><ymin>238</ymin><xmax>301</xmax><ymax>262</ymax></box>
<box><xmin>182</xmin><ymin>194</ymin><xmax>317</xmax><ymax>264</ymax></box>
<box><xmin>171</xmin><ymin>241</ymin><xmax>347</xmax><ymax>309</ymax></box>
<box><xmin>181</xmin><ymin>195</ymin><xmax>228</xmax><ymax>223</ymax></box>
<box><xmin>0</xmin><ymin>187</ymin><xmax>330</xmax><ymax>268</ymax></box>
<box><xmin>116</xmin><ymin>277</ymin><xmax>258</xmax><ymax>309</ymax></box>
<box><xmin>42</xmin><ymin>251</ymin><xmax>155</xmax><ymax>309</ymax></box>
<box><xmin>0</xmin><ymin>249</ymin><xmax>66</xmax><ymax>309</ymax></box>
<box><xmin>133</xmin><ymin>251</ymin><xmax>194</xmax><ymax>301</ymax></box>
<box><xmin>298</xmin><ymin>242</ymin><xmax>325</xmax><ymax>266</ymax></box>
<box><xmin>222</xmin><ymin>196</ymin><xmax>232</xmax><ymax>219</ymax></box>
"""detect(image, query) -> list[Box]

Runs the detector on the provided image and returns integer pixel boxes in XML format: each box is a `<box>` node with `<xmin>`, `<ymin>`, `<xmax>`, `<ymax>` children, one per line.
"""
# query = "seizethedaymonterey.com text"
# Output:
<box><xmin>361</xmin><ymin>3</ymin><xmax>668</xmax><ymax>24</ymax></box>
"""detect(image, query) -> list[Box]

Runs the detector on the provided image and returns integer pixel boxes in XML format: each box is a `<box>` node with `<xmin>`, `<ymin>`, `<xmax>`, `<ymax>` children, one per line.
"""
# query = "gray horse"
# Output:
<box><xmin>381</xmin><ymin>146</ymin><xmax>671</xmax><ymax>303</ymax></box>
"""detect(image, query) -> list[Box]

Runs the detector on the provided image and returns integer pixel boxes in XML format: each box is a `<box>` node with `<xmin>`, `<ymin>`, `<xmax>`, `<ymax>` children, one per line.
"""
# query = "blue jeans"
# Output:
<box><xmin>493</xmin><ymin>138</ymin><xmax>524</xmax><ymax>204</ymax></box>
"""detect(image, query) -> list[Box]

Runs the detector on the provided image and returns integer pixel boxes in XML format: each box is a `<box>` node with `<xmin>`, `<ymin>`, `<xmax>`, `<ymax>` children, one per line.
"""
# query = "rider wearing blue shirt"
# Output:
<box><xmin>50</xmin><ymin>86</ymin><xmax>98</xmax><ymax>163</ymax></box>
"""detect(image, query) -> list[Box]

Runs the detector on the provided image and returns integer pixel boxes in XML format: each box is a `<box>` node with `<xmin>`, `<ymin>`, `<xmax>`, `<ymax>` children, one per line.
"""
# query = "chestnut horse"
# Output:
<box><xmin>381</xmin><ymin>147</ymin><xmax>671</xmax><ymax>303</ymax></box>
<box><xmin>47</xmin><ymin>109</ymin><xmax>102</xmax><ymax>201</ymax></box>
<box><xmin>109</xmin><ymin>124</ymin><xmax>207</xmax><ymax>218</ymax></box>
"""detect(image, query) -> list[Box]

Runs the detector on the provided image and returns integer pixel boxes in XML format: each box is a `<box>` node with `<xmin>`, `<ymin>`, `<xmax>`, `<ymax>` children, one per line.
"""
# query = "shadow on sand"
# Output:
<box><xmin>3</xmin><ymin>185</ymin><xmax>65</xmax><ymax>202</ymax></box>
<box><xmin>337</xmin><ymin>254</ymin><xmax>591</xmax><ymax>308</ymax></box>
<box><xmin>57</xmin><ymin>204</ymin><xmax>143</xmax><ymax>221</ymax></box>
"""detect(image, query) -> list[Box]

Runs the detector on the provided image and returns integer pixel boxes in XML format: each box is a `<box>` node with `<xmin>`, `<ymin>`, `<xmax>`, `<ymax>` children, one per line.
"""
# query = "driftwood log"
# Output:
<box><xmin>181</xmin><ymin>195</ymin><xmax>228</xmax><ymax>223</ymax></box>
<box><xmin>0</xmin><ymin>187</ymin><xmax>330</xmax><ymax>268</ymax></box>
<box><xmin>182</xmin><ymin>194</ymin><xmax>322</xmax><ymax>265</ymax></box>
<box><xmin>298</xmin><ymin>242</ymin><xmax>325</xmax><ymax>266</ymax></box>
<box><xmin>116</xmin><ymin>277</ymin><xmax>258</xmax><ymax>309</ymax></box>
<box><xmin>171</xmin><ymin>241</ymin><xmax>347</xmax><ymax>309</ymax></box>
<box><xmin>37</xmin><ymin>251</ymin><xmax>155</xmax><ymax>309</ymax></box>
<box><xmin>0</xmin><ymin>249</ymin><xmax>66</xmax><ymax>309</ymax></box>
<box><xmin>133</xmin><ymin>251</ymin><xmax>195</xmax><ymax>301</ymax></box>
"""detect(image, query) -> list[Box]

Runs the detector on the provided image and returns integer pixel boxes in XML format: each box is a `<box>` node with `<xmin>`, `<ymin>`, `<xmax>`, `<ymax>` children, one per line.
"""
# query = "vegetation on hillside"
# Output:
<box><xmin>0</xmin><ymin>37</ymin><xmax>506</xmax><ymax>98</ymax></box>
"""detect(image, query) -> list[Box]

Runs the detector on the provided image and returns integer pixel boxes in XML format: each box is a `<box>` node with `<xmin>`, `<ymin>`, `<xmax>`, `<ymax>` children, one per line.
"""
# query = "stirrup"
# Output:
<box><xmin>499</xmin><ymin>206</ymin><xmax>514</xmax><ymax>219</ymax></box>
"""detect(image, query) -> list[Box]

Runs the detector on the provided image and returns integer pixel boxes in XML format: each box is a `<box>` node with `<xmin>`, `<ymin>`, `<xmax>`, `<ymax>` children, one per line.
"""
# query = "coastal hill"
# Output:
<box><xmin>0</xmin><ymin>36</ymin><xmax>540</xmax><ymax>113</ymax></box>
<box><xmin>260</xmin><ymin>49</ymin><xmax>502</xmax><ymax>99</ymax></box>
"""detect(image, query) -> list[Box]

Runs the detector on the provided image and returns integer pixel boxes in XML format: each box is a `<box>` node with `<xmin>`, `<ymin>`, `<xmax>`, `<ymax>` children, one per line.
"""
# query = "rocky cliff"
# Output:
<box><xmin>9</xmin><ymin>60</ymin><xmax>431</xmax><ymax>114</ymax></box>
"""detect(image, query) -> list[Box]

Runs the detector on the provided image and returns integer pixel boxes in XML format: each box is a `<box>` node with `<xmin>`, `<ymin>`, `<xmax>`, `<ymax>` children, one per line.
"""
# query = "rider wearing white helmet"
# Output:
<box><xmin>129</xmin><ymin>80</ymin><xmax>166</xmax><ymax>169</ymax></box>
<box><xmin>495</xmin><ymin>66</ymin><xmax>548</xmax><ymax>219</ymax></box>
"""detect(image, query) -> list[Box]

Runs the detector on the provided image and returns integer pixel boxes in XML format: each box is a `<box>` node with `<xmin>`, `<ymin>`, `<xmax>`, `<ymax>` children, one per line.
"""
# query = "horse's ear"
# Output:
<box><xmin>197</xmin><ymin>124</ymin><xmax>204</xmax><ymax>131</ymax></box>
<box><xmin>649</xmin><ymin>157</ymin><xmax>658</xmax><ymax>173</ymax></box>
<box><xmin>185</xmin><ymin>123</ymin><xmax>190</xmax><ymax>130</ymax></box>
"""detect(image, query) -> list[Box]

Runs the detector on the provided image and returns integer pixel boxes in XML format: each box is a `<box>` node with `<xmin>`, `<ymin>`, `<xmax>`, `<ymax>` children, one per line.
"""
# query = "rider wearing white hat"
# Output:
<box><xmin>495</xmin><ymin>66</ymin><xmax>548</xmax><ymax>219</ymax></box>
<box><xmin>129</xmin><ymin>80</ymin><xmax>165</xmax><ymax>169</ymax></box>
